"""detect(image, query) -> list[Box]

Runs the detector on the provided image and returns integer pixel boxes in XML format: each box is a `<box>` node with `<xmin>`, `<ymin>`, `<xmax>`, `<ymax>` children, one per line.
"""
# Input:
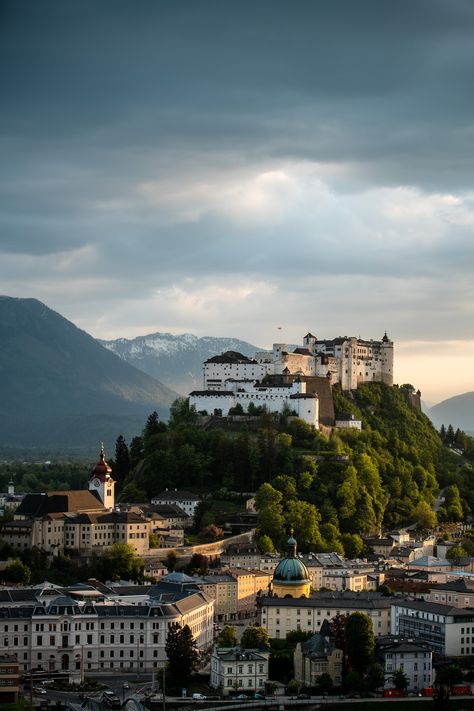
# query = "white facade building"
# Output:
<box><xmin>391</xmin><ymin>598</ymin><xmax>474</xmax><ymax>657</ymax></box>
<box><xmin>200</xmin><ymin>332</ymin><xmax>393</xmax><ymax>401</ymax></box>
<box><xmin>210</xmin><ymin>647</ymin><xmax>269</xmax><ymax>694</ymax></box>
<box><xmin>0</xmin><ymin>584</ymin><xmax>214</xmax><ymax>674</ymax></box>
<box><xmin>376</xmin><ymin>637</ymin><xmax>433</xmax><ymax>692</ymax></box>
<box><xmin>190</xmin><ymin>379</ymin><xmax>319</xmax><ymax>428</ymax></box>
<box><xmin>150</xmin><ymin>490</ymin><xmax>200</xmax><ymax>518</ymax></box>
<box><xmin>258</xmin><ymin>592</ymin><xmax>391</xmax><ymax>639</ymax></box>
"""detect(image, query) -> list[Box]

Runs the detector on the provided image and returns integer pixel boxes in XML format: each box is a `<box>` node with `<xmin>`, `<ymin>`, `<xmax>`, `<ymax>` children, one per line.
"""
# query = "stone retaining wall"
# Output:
<box><xmin>145</xmin><ymin>528</ymin><xmax>256</xmax><ymax>563</ymax></box>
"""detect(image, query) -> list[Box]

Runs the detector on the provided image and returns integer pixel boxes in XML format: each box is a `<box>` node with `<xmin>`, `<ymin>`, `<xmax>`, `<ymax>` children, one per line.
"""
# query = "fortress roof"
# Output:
<box><xmin>205</xmin><ymin>351</ymin><xmax>257</xmax><ymax>364</ymax></box>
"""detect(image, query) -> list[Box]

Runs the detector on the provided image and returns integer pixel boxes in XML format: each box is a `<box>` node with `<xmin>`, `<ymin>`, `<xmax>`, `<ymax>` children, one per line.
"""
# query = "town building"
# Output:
<box><xmin>0</xmin><ymin>582</ymin><xmax>214</xmax><ymax>674</ymax></box>
<box><xmin>221</xmin><ymin>543</ymin><xmax>261</xmax><ymax>570</ymax></box>
<box><xmin>226</xmin><ymin>568</ymin><xmax>272</xmax><ymax>619</ymax></box>
<box><xmin>199</xmin><ymin>574</ymin><xmax>239</xmax><ymax>622</ymax></box>
<box><xmin>335</xmin><ymin>414</ymin><xmax>362</xmax><ymax>431</ymax></box>
<box><xmin>0</xmin><ymin>448</ymin><xmax>151</xmax><ymax>557</ymax></box>
<box><xmin>375</xmin><ymin>637</ymin><xmax>433</xmax><ymax>692</ymax></box>
<box><xmin>0</xmin><ymin>479</ymin><xmax>24</xmax><ymax>517</ymax></box>
<box><xmin>210</xmin><ymin>646</ymin><xmax>269</xmax><ymax>694</ymax></box>
<box><xmin>259</xmin><ymin>591</ymin><xmax>391</xmax><ymax>640</ymax></box>
<box><xmin>150</xmin><ymin>490</ymin><xmax>200</xmax><ymax>519</ymax></box>
<box><xmin>426</xmin><ymin>579</ymin><xmax>474</xmax><ymax>608</ymax></box>
<box><xmin>390</xmin><ymin>598</ymin><xmax>474</xmax><ymax>657</ymax></box>
<box><xmin>0</xmin><ymin>654</ymin><xmax>20</xmax><ymax>704</ymax></box>
<box><xmin>294</xmin><ymin>632</ymin><xmax>343</xmax><ymax>688</ymax></box>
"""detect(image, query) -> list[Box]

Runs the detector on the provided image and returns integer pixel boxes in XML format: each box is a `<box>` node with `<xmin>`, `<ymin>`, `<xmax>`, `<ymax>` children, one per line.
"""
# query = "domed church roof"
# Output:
<box><xmin>273</xmin><ymin>531</ymin><xmax>310</xmax><ymax>584</ymax></box>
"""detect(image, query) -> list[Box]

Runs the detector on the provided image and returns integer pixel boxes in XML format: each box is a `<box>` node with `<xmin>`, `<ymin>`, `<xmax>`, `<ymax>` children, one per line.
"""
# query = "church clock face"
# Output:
<box><xmin>92</xmin><ymin>478</ymin><xmax>100</xmax><ymax>487</ymax></box>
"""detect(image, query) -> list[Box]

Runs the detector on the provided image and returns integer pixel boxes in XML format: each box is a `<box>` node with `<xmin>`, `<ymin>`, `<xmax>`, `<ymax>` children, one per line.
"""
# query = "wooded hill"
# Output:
<box><xmin>120</xmin><ymin>383</ymin><xmax>473</xmax><ymax>556</ymax></box>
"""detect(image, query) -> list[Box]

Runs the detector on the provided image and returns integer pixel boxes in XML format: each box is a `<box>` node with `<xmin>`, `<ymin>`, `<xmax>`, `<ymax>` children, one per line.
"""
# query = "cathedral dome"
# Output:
<box><xmin>273</xmin><ymin>556</ymin><xmax>310</xmax><ymax>583</ymax></box>
<box><xmin>271</xmin><ymin>531</ymin><xmax>311</xmax><ymax>597</ymax></box>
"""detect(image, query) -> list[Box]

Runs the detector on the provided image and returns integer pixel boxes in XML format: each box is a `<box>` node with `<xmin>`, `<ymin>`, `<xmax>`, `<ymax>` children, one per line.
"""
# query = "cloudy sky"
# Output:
<box><xmin>1</xmin><ymin>0</ymin><xmax>474</xmax><ymax>403</ymax></box>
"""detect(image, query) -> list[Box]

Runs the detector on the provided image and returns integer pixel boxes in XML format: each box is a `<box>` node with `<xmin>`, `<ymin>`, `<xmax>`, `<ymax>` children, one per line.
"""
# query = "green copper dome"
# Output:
<box><xmin>273</xmin><ymin>531</ymin><xmax>310</xmax><ymax>584</ymax></box>
<box><xmin>273</xmin><ymin>557</ymin><xmax>310</xmax><ymax>583</ymax></box>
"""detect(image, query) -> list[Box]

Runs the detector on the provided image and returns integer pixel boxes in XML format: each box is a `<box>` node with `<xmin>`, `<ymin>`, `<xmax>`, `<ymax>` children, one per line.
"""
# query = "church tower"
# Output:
<box><xmin>88</xmin><ymin>445</ymin><xmax>115</xmax><ymax>510</ymax></box>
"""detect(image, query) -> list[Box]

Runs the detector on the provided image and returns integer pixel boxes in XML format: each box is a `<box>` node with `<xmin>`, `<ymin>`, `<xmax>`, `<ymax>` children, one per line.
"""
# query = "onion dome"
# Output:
<box><xmin>90</xmin><ymin>444</ymin><xmax>112</xmax><ymax>482</ymax></box>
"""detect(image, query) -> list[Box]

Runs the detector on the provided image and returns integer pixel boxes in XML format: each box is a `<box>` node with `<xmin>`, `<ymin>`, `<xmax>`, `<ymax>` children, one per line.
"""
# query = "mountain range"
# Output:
<box><xmin>0</xmin><ymin>297</ymin><xmax>177</xmax><ymax>451</ymax></box>
<box><xmin>1</xmin><ymin>295</ymin><xmax>472</xmax><ymax>452</ymax></box>
<box><xmin>99</xmin><ymin>333</ymin><xmax>260</xmax><ymax>395</ymax></box>
<box><xmin>428</xmin><ymin>392</ymin><xmax>474</xmax><ymax>434</ymax></box>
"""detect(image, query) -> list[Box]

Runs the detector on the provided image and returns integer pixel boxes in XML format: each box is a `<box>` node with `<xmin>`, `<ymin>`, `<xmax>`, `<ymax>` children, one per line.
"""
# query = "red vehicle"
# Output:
<box><xmin>383</xmin><ymin>689</ymin><xmax>406</xmax><ymax>698</ymax></box>
<box><xmin>420</xmin><ymin>688</ymin><xmax>433</xmax><ymax>697</ymax></box>
<box><xmin>450</xmin><ymin>685</ymin><xmax>471</xmax><ymax>696</ymax></box>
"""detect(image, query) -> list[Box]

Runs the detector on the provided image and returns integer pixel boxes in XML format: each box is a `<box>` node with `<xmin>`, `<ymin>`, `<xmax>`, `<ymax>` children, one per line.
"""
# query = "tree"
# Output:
<box><xmin>444</xmin><ymin>485</ymin><xmax>463</xmax><ymax>521</ymax></box>
<box><xmin>165</xmin><ymin>622</ymin><xmax>200</xmax><ymax>686</ymax></box>
<box><xmin>199</xmin><ymin>524</ymin><xmax>223</xmax><ymax>541</ymax></box>
<box><xmin>344</xmin><ymin>671</ymin><xmax>363</xmax><ymax>692</ymax></box>
<box><xmin>169</xmin><ymin>397</ymin><xmax>198</xmax><ymax>428</ymax></box>
<box><xmin>129</xmin><ymin>435</ymin><xmax>144</xmax><ymax>468</ymax></box>
<box><xmin>367</xmin><ymin>662</ymin><xmax>385</xmax><ymax>691</ymax></box>
<box><xmin>164</xmin><ymin>550</ymin><xmax>178</xmax><ymax>572</ymax></box>
<box><xmin>446</xmin><ymin>544</ymin><xmax>467</xmax><ymax>560</ymax></box>
<box><xmin>0</xmin><ymin>560</ymin><xmax>31</xmax><ymax>585</ymax></box>
<box><xmin>345</xmin><ymin>612</ymin><xmax>374</xmax><ymax>676</ymax></box>
<box><xmin>215</xmin><ymin>625</ymin><xmax>238</xmax><ymax>647</ymax></box>
<box><xmin>340</xmin><ymin>533</ymin><xmax>364</xmax><ymax>559</ymax></box>
<box><xmin>433</xmin><ymin>680</ymin><xmax>450</xmax><ymax>711</ymax></box>
<box><xmin>241</xmin><ymin>625</ymin><xmax>270</xmax><ymax>650</ymax></box>
<box><xmin>255</xmin><ymin>483</ymin><xmax>285</xmax><ymax>543</ymax></box>
<box><xmin>329</xmin><ymin>613</ymin><xmax>349</xmax><ymax>660</ymax></box>
<box><xmin>256</xmin><ymin>534</ymin><xmax>275</xmax><ymax>554</ymax></box>
<box><xmin>113</xmin><ymin>435</ymin><xmax>131</xmax><ymax>487</ymax></box>
<box><xmin>144</xmin><ymin>411</ymin><xmax>163</xmax><ymax>439</ymax></box>
<box><xmin>149</xmin><ymin>532</ymin><xmax>160</xmax><ymax>548</ymax></box>
<box><xmin>97</xmin><ymin>542</ymin><xmax>144</xmax><ymax>582</ymax></box>
<box><xmin>412</xmin><ymin>500</ymin><xmax>437</xmax><ymax>530</ymax></box>
<box><xmin>316</xmin><ymin>673</ymin><xmax>333</xmax><ymax>694</ymax></box>
<box><xmin>393</xmin><ymin>668</ymin><xmax>408</xmax><ymax>693</ymax></box>
<box><xmin>284</xmin><ymin>499</ymin><xmax>322</xmax><ymax>550</ymax></box>
<box><xmin>187</xmin><ymin>553</ymin><xmax>209</xmax><ymax>575</ymax></box>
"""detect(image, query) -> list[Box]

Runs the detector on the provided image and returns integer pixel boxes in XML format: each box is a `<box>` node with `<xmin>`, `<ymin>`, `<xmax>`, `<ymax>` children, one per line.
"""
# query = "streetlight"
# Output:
<box><xmin>74</xmin><ymin>647</ymin><xmax>84</xmax><ymax>686</ymax></box>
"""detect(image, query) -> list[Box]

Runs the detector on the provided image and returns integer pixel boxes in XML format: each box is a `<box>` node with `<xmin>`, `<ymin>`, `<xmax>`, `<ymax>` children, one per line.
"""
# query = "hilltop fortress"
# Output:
<box><xmin>189</xmin><ymin>332</ymin><xmax>393</xmax><ymax>428</ymax></box>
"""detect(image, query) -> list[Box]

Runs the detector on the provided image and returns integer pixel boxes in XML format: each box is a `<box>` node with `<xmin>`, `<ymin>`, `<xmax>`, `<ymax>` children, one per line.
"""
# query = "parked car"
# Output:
<box><xmin>297</xmin><ymin>693</ymin><xmax>311</xmax><ymax>699</ymax></box>
<box><xmin>192</xmin><ymin>693</ymin><xmax>207</xmax><ymax>700</ymax></box>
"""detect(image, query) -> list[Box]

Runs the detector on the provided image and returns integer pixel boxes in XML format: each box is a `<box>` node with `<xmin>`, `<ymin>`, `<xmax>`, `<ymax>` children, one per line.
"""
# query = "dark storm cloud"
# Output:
<box><xmin>2</xmin><ymin>0</ymin><xmax>474</xmax><ymax>185</ymax></box>
<box><xmin>1</xmin><ymin>0</ymin><xmax>474</xmax><ymax>377</ymax></box>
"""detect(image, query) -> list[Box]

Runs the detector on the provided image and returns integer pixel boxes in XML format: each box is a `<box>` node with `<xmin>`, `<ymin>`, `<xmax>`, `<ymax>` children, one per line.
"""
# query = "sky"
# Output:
<box><xmin>1</xmin><ymin>0</ymin><xmax>474</xmax><ymax>404</ymax></box>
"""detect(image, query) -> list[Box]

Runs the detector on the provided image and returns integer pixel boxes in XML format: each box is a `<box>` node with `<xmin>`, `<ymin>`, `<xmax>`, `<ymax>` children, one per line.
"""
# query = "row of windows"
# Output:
<box><xmin>226</xmin><ymin>664</ymin><xmax>265</xmax><ymax>674</ymax></box>
<box><xmin>226</xmin><ymin>679</ymin><xmax>265</xmax><ymax>687</ymax></box>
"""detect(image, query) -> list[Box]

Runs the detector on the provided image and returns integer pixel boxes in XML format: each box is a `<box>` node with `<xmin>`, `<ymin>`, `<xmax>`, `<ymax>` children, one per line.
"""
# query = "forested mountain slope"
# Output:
<box><xmin>123</xmin><ymin>384</ymin><xmax>472</xmax><ymax>555</ymax></box>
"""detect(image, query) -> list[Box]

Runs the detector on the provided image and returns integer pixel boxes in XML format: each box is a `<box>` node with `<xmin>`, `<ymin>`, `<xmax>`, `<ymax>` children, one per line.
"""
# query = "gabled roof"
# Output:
<box><xmin>15</xmin><ymin>490</ymin><xmax>104</xmax><ymax>517</ymax></box>
<box><xmin>154</xmin><ymin>490</ymin><xmax>199</xmax><ymax>501</ymax></box>
<box><xmin>301</xmin><ymin>633</ymin><xmax>338</xmax><ymax>658</ymax></box>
